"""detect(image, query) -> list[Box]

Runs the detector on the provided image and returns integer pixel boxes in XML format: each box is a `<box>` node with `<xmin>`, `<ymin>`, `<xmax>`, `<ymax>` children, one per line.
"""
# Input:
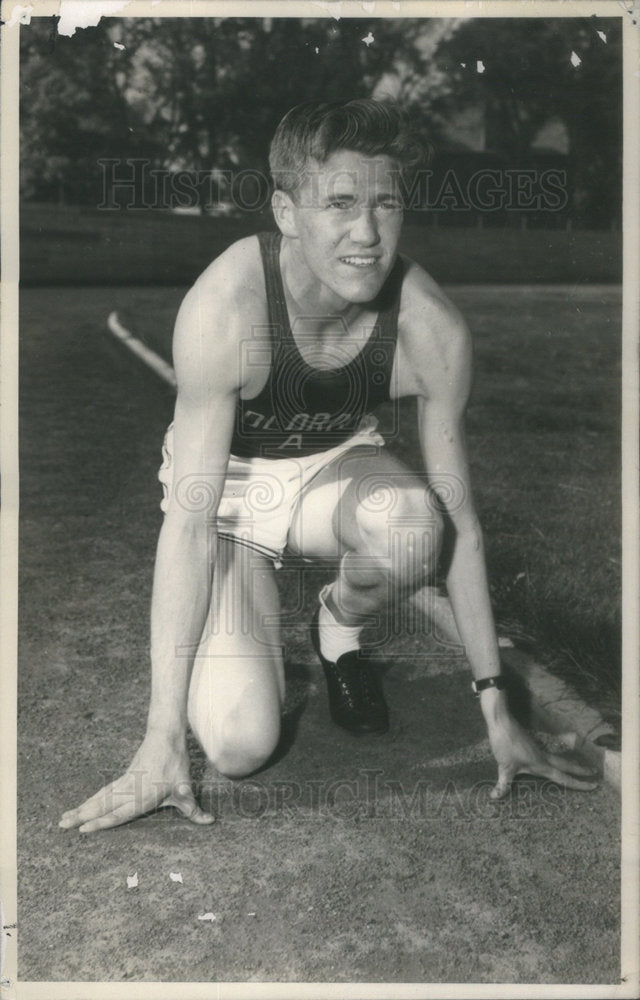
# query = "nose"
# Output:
<box><xmin>350</xmin><ymin>207</ymin><xmax>380</xmax><ymax>246</ymax></box>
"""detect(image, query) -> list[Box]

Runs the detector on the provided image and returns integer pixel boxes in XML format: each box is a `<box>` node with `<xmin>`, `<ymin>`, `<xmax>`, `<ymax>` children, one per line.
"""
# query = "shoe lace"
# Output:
<box><xmin>336</xmin><ymin>659</ymin><xmax>380</xmax><ymax>709</ymax></box>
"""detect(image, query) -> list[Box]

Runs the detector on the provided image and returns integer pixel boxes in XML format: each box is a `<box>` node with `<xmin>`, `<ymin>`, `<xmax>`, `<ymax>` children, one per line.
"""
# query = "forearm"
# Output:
<box><xmin>445</xmin><ymin>524</ymin><xmax>501</xmax><ymax>682</ymax></box>
<box><xmin>445</xmin><ymin>527</ymin><xmax>594</xmax><ymax>797</ymax></box>
<box><xmin>146</xmin><ymin>511</ymin><xmax>217</xmax><ymax>741</ymax></box>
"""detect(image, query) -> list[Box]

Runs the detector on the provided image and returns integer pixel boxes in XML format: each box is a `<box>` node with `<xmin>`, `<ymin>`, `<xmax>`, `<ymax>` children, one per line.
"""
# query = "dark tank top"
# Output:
<box><xmin>230</xmin><ymin>231</ymin><xmax>403</xmax><ymax>459</ymax></box>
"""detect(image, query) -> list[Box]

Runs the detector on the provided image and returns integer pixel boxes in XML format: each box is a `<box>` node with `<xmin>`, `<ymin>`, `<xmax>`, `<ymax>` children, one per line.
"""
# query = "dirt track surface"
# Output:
<box><xmin>18</xmin><ymin>288</ymin><xmax>620</xmax><ymax>986</ymax></box>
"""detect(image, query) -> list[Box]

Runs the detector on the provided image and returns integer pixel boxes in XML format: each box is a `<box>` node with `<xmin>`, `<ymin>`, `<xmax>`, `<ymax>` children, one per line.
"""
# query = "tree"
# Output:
<box><xmin>23</xmin><ymin>15</ymin><xmax>621</xmax><ymax>224</ymax></box>
<box><xmin>19</xmin><ymin>16</ymin><xmax>458</xmax><ymax>206</ymax></box>
<box><xmin>20</xmin><ymin>18</ymin><xmax>148</xmax><ymax>203</ymax></box>
<box><xmin>432</xmin><ymin>18</ymin><xmax>622</xmax><ymax>225</ymax></box>
<box><xmin>119</xmin><ymin>17</ymin><xmax>455</xmax><ymax>175</ymax></box>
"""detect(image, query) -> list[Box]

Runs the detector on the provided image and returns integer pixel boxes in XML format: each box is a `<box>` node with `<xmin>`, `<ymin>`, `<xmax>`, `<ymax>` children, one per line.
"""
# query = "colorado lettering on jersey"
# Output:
<box><xmin>243</xmin><ymin>411</ymin><xmax>354</xmax><ymax>433</ymax></box>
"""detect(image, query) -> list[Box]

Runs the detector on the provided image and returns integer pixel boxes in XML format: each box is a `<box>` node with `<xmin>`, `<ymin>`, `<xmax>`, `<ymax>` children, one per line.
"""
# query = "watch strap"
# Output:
<box><xmin>471</xmin><ymin>675</ymin><xmax>507</xmax><ymax>696</ymax></box>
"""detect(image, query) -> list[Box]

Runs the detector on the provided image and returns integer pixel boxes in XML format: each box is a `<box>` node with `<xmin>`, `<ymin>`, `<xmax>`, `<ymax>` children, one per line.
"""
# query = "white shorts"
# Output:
<box><xmin>158</xmin><ymin>416</ymin><xmax>385</xmax><ymax>567</ymax></box>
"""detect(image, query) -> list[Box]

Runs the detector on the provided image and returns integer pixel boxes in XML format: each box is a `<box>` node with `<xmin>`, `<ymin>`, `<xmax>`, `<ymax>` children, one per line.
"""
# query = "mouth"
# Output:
<box><xmin>339</xmin><ymin>255</ymin><xmax>380</xmax><ymax>269</ymax></box>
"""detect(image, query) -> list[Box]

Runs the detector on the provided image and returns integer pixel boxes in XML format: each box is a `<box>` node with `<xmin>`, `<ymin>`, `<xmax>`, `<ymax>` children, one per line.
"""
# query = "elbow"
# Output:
<box><xmin>457</xmin><ymin>516</ymin><xmax>484</xmax><ymax>553</ymax></box>
<box><xmin>470</xmin><ymin>526</ymin><xmax>484</xmax><ymax>553</ymax></box>
<box><xmin>160</xmin><ymin>506</ymin><xmax>219</xmax><ymax>552</ymax></box>
<box><xmin>163</xmin><ymin>474</ymin><xmax>222</xmax><ymax>519</ymax></box>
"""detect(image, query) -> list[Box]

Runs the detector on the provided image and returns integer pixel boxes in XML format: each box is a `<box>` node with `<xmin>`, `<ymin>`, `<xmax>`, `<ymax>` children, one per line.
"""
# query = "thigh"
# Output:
<box><xmin>188</xmin><ymin>538</ymin><xmax>285</xmax><ymax>738</ymax></box>
<box><xmin>287</xmin><ymin>446</ymin><xmax>428</xmax><ymax>561</ymax></box>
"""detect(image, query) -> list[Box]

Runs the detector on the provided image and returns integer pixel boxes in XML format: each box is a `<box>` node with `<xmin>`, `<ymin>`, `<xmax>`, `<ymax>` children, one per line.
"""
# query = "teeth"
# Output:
<box><xmin>341</xmin><ymin>257</ymin><xmax>376</xmax><ymax>266</ymax></box>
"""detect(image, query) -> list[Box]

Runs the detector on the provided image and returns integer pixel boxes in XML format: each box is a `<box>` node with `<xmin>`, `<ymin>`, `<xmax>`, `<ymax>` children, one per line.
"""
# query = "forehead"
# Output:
<box><xmin>298</xmin><ymin>150</ymin><xmax>400</xmax><ymax>200</ymax></box>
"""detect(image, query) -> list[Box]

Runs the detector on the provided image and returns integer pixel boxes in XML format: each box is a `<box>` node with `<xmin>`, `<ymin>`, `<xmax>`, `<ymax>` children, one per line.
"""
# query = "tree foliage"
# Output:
<box><xmin>115</xmin><ymin>17</ymin><xmax>450</xmax><ymax>175</ymax></box>
<box><xmin>20</xmin><ymin>17</ymin><xmax>444</xmax><ymax>197</ymax></box>
<box><xmin>19</xmin><ymin>15</ymin><xmax>622</xmax><ymax>224</ymax></box>
<box><xmin>20</xmin><ymin>19</ymin><xmax>142</xmax><ymax>202</ymax></box>
<box><xmin>433</xmin><ymin>18</ymin><xmax>622</xmax><ymax>224</ymax></box>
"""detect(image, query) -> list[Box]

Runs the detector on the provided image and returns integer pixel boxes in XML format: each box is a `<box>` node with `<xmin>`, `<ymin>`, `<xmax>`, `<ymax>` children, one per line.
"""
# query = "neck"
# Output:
<box><xmin>279</xmin><ymin>237</ymin><xmax>368</xmax><ymax>328</ymax></box>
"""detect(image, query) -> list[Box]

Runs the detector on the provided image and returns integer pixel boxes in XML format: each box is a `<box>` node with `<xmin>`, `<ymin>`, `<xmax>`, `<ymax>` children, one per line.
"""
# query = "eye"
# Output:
<box><xmin>327</xmin><ymin>200</ymin><xmax>350</xmax><ymax>210</ymax></box>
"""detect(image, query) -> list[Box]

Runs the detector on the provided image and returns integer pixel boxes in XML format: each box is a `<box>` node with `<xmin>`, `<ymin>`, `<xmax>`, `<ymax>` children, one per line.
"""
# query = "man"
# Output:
<box><xmin>60</xmin><ymin>100</ymin><xmax>595</xmax><ymax>834</ymax></box>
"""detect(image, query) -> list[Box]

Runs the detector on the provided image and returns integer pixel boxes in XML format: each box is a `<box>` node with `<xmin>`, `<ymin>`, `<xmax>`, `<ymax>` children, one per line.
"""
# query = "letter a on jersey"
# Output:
<box><xmin>278</xmin><ymin>434</ymin><xmax>304</xmax><ymax>450</ymax></box>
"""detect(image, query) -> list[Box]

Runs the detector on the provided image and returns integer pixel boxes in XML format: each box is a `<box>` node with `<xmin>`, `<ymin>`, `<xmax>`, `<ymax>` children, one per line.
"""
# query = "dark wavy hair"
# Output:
<box><xmin>269</xmin><ymin>99</ymin><xmax>423</xmax><ymax>196</ymax></box>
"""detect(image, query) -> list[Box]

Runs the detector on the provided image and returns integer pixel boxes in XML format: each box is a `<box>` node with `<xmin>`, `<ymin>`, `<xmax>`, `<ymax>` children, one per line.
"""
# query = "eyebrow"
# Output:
<box><xmin>323</xmin><ymin>192</ymin><xmax>357</xmax><ymax>202</ymax></box>
<box><xmin>323</xmin><ymin>191</ymin><xmax>402</xmax><ymax>203</ymax></box>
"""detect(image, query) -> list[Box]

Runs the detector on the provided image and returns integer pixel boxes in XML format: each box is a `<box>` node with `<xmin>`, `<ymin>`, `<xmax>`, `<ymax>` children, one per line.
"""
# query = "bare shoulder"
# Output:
<box><xmin>400</xmin><ymin>258</ymin><xmax>470</xmax><ymax>359</ymax></box>
<box><xmin>179</xmin><ymin>235</ymin><xmax>265</xmax><ymax>332</ymax></box>
<box><xmin>198</xmin><ymin>234</ymin><xmax>265</xmax><ymax>297</ymax></box>
<box><xmin>396</xmin><ymin>257</ymin><xmax>472</xmax><ymax>399</ymax></box>
<box><xmin>173</xmin><ymin>235</ymin><xmax>266</xmax><ymax>395</ymax></box>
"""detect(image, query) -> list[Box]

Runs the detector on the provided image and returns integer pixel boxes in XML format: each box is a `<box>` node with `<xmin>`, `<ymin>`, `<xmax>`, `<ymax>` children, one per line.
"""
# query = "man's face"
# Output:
<box><xmin>282</xmin><ymin>149</ymin><xmax>404</xmax><ymax>306</ymax></box>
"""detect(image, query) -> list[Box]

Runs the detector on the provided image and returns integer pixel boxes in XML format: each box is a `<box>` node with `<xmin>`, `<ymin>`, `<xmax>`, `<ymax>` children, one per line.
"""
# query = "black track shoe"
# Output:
<box><xmin>310</xmin><ymin>609</ymin><xmax>389</xmax><ymax>734</ymax></box>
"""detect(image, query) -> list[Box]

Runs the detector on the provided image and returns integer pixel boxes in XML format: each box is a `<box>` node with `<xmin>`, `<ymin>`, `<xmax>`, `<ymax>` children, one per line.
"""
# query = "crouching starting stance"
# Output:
<box><xmin>61</xmin><ymin>100</ymin><xmax>596</xmax><ymax>833</ymax></box>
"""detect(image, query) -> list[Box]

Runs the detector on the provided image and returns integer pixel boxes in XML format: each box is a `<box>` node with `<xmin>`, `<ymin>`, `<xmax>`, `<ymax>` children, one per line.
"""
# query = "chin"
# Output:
<box><xmin>345</xmin><ymin>289</ymin><xmax>380</xmax><ymax>304</ymax></box>
<box><xmin>341</xmin><ymin>274</ymin><xmax>387</xmax><ymax>303</ymax></box>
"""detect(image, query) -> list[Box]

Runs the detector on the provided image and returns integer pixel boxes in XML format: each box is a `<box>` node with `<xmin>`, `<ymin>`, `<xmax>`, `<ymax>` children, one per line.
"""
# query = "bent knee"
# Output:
<box><xmin>196</xmin><ymin>712</ymin><xmax>280</xmax><ymax>778</ymax></box>
<box><xmin>355</xmin><ymin>485</ymin><xmax>443</xmax><ymax>570</ymax></box>
<box><xmin>210</xmin><ymin>739</ymin><xmax>278</xmax><ymax>778</ymax></box>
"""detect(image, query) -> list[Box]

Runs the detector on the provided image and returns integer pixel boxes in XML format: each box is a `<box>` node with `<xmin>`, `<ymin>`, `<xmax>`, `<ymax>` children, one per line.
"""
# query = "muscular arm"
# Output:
<box><xmin>401</xmin><ymin>267</ymin><xmax>597</xmax><ymax>796</ymax></box>
<box><xmin>145</xmin><ymin>282</ymin><xmax>239</xmax><ymax>738</ymax></box>
<box><xmin>394</xmin><ymin>265</ymin><xmax>497</xmax><ymax>678</ymax></box>
<box><xmin>414</xmin><ymin>314</ymin><xmax>501</xmax><ymax>685</ymax></box>
<box><xmin>60</xmin><ymin>258</ymin><xmax>249</xmax><ymax>832</ymax></box>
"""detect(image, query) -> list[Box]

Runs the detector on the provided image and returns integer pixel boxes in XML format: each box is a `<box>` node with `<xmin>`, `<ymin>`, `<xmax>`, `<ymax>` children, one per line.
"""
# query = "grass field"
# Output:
<box><xmin>110</xmin><ymin>282</ymin><xmax>622</xmax><ymax>720</ymax></box>
<box><xmin>21</xmin><ymin>202</ymin><xmax>621</xmax><ymax>286</ymax></box>
<box><xmin>17</xmin><ymin>286</ymin><xmax>622</xmax><ymax>981</ymax></box>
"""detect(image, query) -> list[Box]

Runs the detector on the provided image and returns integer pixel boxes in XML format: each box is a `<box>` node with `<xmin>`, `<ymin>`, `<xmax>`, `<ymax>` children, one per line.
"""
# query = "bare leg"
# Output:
<box><xmin>288</xmin><ymin>447</ymin><xmax>443</xmax><ymax>627</ymax></box>
<box><xmin>187</xmin><ymin>538</ymin><xmax>284</xmax><ymax>777</ymax></box>
<box><xmin>287</xmin><ymin>447</ymin><xmax>443</xmax><ymax>732</ymax></box>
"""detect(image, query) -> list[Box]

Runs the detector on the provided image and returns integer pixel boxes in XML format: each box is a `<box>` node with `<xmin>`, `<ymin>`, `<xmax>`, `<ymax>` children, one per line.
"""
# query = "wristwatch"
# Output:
<box><xmin>471</xmin><ymin>675</ymin><xmax>507</xmax><ymax>696</ymax></box>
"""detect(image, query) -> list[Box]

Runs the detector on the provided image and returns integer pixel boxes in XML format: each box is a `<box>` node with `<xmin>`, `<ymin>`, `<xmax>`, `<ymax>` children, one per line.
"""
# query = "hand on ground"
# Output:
<box><xmin>58</xmin><ymin>734</ymin><xmax>215</xmax><ymax>833</ymax></box>
<box><xmin>487</xmin><ymin>711</ymin><xmax>599</xmax><ymax>800</ymax></box>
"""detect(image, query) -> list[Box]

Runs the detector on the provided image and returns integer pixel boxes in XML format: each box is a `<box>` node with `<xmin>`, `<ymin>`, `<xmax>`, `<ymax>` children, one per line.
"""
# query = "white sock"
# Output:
<box><xmin>317</xmin><ymin>583</ymin><xmax>363</xmax><ymax>662</ymax></box>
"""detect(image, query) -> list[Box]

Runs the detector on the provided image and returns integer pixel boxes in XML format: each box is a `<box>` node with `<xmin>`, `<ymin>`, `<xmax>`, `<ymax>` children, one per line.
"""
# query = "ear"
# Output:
<box><xmin>271</xmin><ymin>189</ymin><xmax>299</xmax><ymax>239</ymax></box>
